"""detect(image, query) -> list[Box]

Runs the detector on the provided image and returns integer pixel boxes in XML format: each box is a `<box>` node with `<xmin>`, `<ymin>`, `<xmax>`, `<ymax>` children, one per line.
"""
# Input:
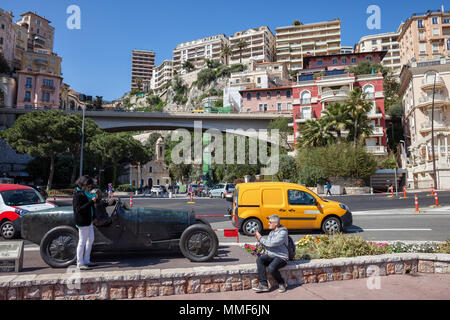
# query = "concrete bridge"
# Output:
<box><xmin>0</xmin><ymin>108</ymin><xmax>292</xmax><ymax>143</ymax></box>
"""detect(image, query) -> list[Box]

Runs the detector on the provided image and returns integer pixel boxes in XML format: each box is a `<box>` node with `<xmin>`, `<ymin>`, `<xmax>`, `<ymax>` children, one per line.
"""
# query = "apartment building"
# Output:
<box><xmin>239</xmin><ymin>86</ymin><xmax>293</xmax><ymax>114</ymax></box>
<box><xmin>291</xmin><ymin>51</ymin><xmax>388</xmax><ymax>156</ymax></box>
<box><xmin>16</xmin><ymin>11</ymin><xmax>54</xmax><ymax>53</ymax></box>
<box><xmin>0</xmin><ymin>9</ymin><xmax>16</xmax><ymax>71</ymax></box>
<box><xmin>357</xmin><ymin>32</ymin><xmax>402</xmax><ymax>75</ymax></box>
<box><xmin>20</xmin><ymin>50</ymin><xmax>62</xmax><ymax>76</ymax></box>
<box><xmin>16</xmin><ymin>70</ymin><xmax>62</xmax><ymax>109</ymax></box>
<box><xmin>275</xmin><ymin>20</ymin><xmax>341</xmax><ymax>72</ymax></box>
<box><xmin>223</xmin><ymin>61</ymin><xmax>290</xmax><ymax>111</ymax></box>
<box><xmin>229</xmin><ymin>26</ymin><xmax>276</xmax><ymax>65</ymax></box>
<box><xmin>13</xmin><ymin>23</ymin><xmax>28</xmax><ymax>70</ymax></box>
<box><xmin>131</xmin><ymin>50</ymin><xmax>155</xmax><ymax>91</ymax></box>
<box><xmin>151</xmin><ymin>60</ymin><xmax>173</xmax><ymax>94</ymax></box>
<box><xmin>399</xmin><ymin>57</ymin><xmax>450</xmax><ymax>189</ymax></box>
<box><xmin>340</xmin><ymin>46</ymin><xmax>354</xmax><ymax>54</ymax></box>
<box><xmin>172</xmin><ymin>34</ymin><xmax>229</xmax><ymax>73</ymax></box>
<box><xmin>398</xmin><ymin>8</ymin><xmax>450</xmax><ymax>65</ymax></box>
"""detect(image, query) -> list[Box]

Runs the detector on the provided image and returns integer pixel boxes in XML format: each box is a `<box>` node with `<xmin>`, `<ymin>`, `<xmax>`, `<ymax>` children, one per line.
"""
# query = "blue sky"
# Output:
<box><xmin>2</xmin><ymin>0</ymin><xmax>448</xmax><ymax>101</ymax></box>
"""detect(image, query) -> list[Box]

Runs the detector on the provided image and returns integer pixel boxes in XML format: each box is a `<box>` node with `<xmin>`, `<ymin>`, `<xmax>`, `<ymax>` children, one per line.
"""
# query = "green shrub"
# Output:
<box><xmin>214</xmin><ymin>99</ymin><xmax>223</xmax><ymax>108</ymax></box>
<box><xmin>116</xmin><ymin>184</ymin><xmax>136</xmax><ymax>192</ymax></box>
<box><xmin>197</xmin><ymin>68</ymin><xmax>217</xmax><ymax>88</ymax></box>
<box><xmin>437</xmin><ymin>240</ymin><xmax>450</xmax><ymax>254</ymax></box>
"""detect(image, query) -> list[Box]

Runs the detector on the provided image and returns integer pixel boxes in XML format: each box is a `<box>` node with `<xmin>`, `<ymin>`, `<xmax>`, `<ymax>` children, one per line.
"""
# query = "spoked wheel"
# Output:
<box><xmin>179</xmin><ymin>224</ymin><xmax>218</xmax><ymax>262</ymax></box>
<box><xmin>1</xmin><ymin>221</ymin><xmax>16</xmax><ymax>239</ymax></box>
<box><xmin>40</xmin><ymin>226</ymin><xmax>78</xmax><ymax>268</ymax></box>
<box><xmin>322</xmin><ymin>216</ymin><xmax>342</xmax><ymax>235</ymax></box>
<box><xmin>241</xmin><ymin>218</ymin><xmax>262</xmax><ymax>236</ymax></box>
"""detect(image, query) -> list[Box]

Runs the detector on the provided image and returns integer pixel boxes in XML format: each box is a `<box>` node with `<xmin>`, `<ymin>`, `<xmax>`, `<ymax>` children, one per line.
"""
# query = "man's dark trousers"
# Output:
<box><xmin>256</xmin><ymin>254</ymin><xmax>287</xmax><ymax>286</ymax></box>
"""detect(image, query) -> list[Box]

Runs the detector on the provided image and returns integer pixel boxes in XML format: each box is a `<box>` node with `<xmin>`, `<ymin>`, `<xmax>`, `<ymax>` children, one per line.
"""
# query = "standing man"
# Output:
<box><xmin>253</xmin><ymin>215</ymin><xmax>289</xmax><ymax>293</ymax></box>
<box><xmin>326</xmin><ymin>181</ymin><xmax>332</xmax><ymax>197</ymax></box>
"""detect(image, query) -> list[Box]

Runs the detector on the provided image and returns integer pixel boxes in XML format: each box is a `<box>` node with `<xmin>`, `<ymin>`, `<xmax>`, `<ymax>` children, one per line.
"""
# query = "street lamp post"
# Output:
<box><xmin>79</xmin><ymin>105</ymin><xmax>86</xmax><ymax>177</ymax></box>
<box><xmin>431</xmin><ymin>72</ymin><xmax>438</xmax><ymax>190</ymax></box>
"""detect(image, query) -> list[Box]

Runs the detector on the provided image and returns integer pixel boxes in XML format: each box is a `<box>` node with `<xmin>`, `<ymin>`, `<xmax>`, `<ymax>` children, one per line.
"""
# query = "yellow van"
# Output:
<box><xmin>231</xmin><ymin>182</ymin><xmax>352</xmax><ymax>235</ymax></box>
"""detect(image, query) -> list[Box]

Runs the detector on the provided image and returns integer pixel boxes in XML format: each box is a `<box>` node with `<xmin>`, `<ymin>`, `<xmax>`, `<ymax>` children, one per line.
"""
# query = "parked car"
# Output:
<box><xmin>208</xmin><ymin>183</ymin><xmax>228</xmax><ymax>198</ymax></box>
<box><xmin>224</xmin><ymin>184</ymin><xmax>235</xmax><ymax>201</ymax></box>
<box><xmin>151</xmin><ymin>185</ymin><xmax>166</xmax><ymax>195</ymax></box>
<box><xmin>20</xmin><ymin>198</ymin><xmax>219</xmax><ymax>268</ymax></box>
<box><xmin>231</xmin><ymin>182</ymin><xmax>353</xmax><ymax>236</ymax></box>
<box><xmin>0</xmin><ymin>184</ymin><xmax>57</xmax><ymax>239</ymax></box>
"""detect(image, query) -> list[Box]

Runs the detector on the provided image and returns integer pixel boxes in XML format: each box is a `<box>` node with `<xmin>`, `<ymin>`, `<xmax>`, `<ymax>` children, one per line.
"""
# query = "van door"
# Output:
<box><xmin>261</xmin><ymin>188</ymin><xmax>290</xmax><ymax>229</ymax></box>
<box><xmin>286</xmin><ymin>189</ymin><xmax>321</xmax><ymax>229</ymax></box>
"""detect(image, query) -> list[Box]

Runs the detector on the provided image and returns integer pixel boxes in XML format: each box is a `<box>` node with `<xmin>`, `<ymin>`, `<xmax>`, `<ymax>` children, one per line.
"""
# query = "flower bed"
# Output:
<box><xmin>243</xmin><ymin>234</ymin><xmax>450</xmax><ymax>260</ymax></box>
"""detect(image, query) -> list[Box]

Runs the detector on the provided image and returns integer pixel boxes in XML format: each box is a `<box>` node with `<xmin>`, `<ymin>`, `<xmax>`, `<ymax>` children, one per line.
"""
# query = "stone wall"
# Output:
<box><xmin>0</xmin><ymin>253</ymin><xmax>448</xmax><ymax>300</ymax></box>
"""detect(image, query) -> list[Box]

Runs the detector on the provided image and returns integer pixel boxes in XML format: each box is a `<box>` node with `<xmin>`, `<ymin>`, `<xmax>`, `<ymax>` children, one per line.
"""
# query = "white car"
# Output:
<box><xmin>208</xmin><ymin>183</ymin><xmax>230</xmax><ymax>198</ymax></box>
<box><xmin>0</xmin><ymin>184</ymin><xmax>56</xmax><ymax>239</ymax></box>
<box><xmin>150</xmin><ymin>185</ymin><xmax>166</xmax><ymax>195</ymax></box>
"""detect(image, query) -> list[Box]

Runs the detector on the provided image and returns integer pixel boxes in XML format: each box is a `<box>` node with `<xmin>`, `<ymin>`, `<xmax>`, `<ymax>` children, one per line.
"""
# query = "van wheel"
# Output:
<box><xmin>242</xmin><ymin>218</ymin><xmax>262</xmax><ymax>236</ymax></box>
<box><xmin>322</xmin><ymin>216</ymin><xmax>341</xmax><ymax>234</ymax></box>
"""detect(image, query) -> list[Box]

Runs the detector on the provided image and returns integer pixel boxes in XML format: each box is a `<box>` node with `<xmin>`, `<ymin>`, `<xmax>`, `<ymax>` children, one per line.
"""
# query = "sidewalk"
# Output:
<box><xmin>138</xmin><ymin>273</ymin><xmax>450</xmax><ymax>300</ymax></box>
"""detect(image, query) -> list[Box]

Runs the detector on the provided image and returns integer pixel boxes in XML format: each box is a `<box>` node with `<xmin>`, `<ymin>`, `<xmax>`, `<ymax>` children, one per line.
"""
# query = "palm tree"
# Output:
<box><xmin>345</xmin><ymin>88</ymin><xmax>374</xmax><ymax>148</ymax></box>
<box><xmin>235</xmin><ymin>40</ymin><xmax>248</xmax><ymax>64</ymax></box>
<box><xmin>321</xmin><ymin>103</ymin><xmax>352</xmax><ymax>143</ymax></box>
<box><xmin>182</xmin><ymin>60</ymin><xmax>195</xmax><ymax>73</ymax></box>
<box><xmin>220</xmin><ymin>44</ymin><xmax>232</xmax><ymax>66</ymax></box>
<box><xmin>134</xmin><ymin>77</ymin><xmax>143</xmax><ymax>91</ymax></box>
<box><xmin>298</xmin><ymin>118</ymin><xmax>335</xmax><ymax>148</ymax></box>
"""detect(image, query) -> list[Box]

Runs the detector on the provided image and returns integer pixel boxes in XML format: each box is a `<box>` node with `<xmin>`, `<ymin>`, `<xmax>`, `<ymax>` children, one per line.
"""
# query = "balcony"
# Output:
<box><xmin>419</xmin><ymin>121</ymin><xmax>448</xmax><ymax>133</ymax></box>
<box><xmin>417</xmin><ymin>94</ymin><xmax>448</xmax><ymax>108</ymax></box>
<box><xmin>320</xmin><ymin>89</ymin><xmax>349</xmax><ymax>102</ymax></box>
<box><xmin>365</xmin><ymin>145</ymin><xmax>387</xmax><ymax>155</ymax></box>
<box><xmin>369</xmin><ymin>126</ymin><xmax>384</xmax><ymax>137</ymax></box>
<box><xmin>421</xmin><ymin>76</ymin><xmax>445</xmax><ymax>90</ymax></box>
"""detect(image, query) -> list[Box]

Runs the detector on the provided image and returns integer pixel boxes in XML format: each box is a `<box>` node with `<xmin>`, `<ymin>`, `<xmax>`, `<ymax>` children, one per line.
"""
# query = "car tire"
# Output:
<box><xmin>209</xmin><ymin>193</ymin><xmax>212</xmax><ymax>198</ymax></box>
<box><xmin>1</xmin><ymin>221</ymin><xmax>16</xmax><ymax>239</ymax></box>
<box><xmin>179</xmin><ymin>224</ymin><xmax>218</xmax><ymax>262</ymax></box>
<box><xmin>40</xmin><ymin>226</ymin><xmax>79</xmax><ymax>268</ymax></box>
<box><xmin>242</xmin><ymin>218</ymin><xmax>262</xmax><ymax>236</ymax></box>
<box><xmin>221</xmin><ymin>193</ymin><xmax>224</xmax><ymax>199</ymax></box>
<box><xmin>321</xmin><ymin>216</ymin><xmax>342</xmax><ymax>235</ymax></box>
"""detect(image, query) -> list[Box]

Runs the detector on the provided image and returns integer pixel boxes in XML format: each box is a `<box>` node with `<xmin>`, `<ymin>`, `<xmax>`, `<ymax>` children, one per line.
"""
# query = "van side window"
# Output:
<box><xmin>288</xmin><ymin>190</ymin><xmax>315</xmax><ymax>205</ymax></box>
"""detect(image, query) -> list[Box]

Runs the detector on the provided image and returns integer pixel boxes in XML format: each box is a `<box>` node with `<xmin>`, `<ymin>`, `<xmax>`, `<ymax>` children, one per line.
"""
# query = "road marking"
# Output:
<box><xmin>347</xmin><ymin>228</ymin><xmax>432</xmax><ymax>232</ymax></box>
<box><xmin>24</xmin><ymin>246</ymin><xmax>40</xmax><ymax>252</ymax></box>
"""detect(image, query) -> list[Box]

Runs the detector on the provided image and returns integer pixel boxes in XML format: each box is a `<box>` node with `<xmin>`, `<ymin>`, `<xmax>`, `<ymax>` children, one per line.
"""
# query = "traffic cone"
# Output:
<box><xmin>130</xmin><ymin>196</ymin><xmax>133</xmax><ymax>207</ymax></box>
<box><xmin>400</xmin><ymin>187</ymin><xmax>408</xmax><ymax>199</ymax></box>
<box><xmin>414</xmin><ymin>194</ymin><xmax>425</xmax><ymax>213</ymax></box>
<box><xmin>427</xmin><ymin>183</ymin><xmax>434</xmax><ymax>197</ymax></box>
<box><xmin>187</xmin><ymin>192</ymin><xmax>195</xmax><ymax>204</ymax></box>
<box><xmin>430</xmin><ymin>191</ymin><xmax>441</xmax><ymax>208</ymax></box>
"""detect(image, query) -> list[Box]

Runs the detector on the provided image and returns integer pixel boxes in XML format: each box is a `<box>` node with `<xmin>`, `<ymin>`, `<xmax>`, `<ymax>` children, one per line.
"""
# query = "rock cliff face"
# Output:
<box><xmin>113</xmin><ymin>71</ymin><xmax>228</xmax><ymax>112</ymax></box>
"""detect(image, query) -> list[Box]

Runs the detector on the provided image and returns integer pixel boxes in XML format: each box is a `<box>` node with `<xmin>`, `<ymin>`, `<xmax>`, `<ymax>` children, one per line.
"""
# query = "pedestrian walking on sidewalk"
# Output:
<box><xmin>73</xmin><ymin>176</ymin><xmax>99</xmax><ymax>270</ymax></box>
<box><xmin>326</xmin><ymin>181</ymin><xmax>332</xmax><ymax>196</ymax></box>
<box><xmin>107</xmin><ymin>183</ymin><xmax>114</xmax><ymax>198</ymax></box>
<box><xmin>253</xmin><ymin>215</ymin><xmax>289</xmax><ymax>293</ymax></box>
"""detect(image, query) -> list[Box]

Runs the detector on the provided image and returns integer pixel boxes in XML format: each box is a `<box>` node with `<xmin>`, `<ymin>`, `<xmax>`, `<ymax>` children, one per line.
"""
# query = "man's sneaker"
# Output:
<box><xmin>278</xmin><ymin>283</ymin><xmax>287</xmax><ymax>293</ymax></box>
<box><xmin>252</xmin><ymin>284</ymin><xmax>269</xmax><ymax>293</ymax></box>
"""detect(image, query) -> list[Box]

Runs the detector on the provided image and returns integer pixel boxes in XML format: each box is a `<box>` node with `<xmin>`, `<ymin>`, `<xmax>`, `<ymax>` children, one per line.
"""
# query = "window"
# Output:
<box><xmin>433</xmin><ymin>28</ymin><xmax>440</xmax><ymax>36</ymax></box>
<box><xmin>300</xmin><ymin>91</ymin><xmax>311</xmax><ymax>105</ymax></box>
<box><xmin>418</xmin><ymin>20</ymin><xmax>424</xmax><ymax>28</ymax></box>
<box><xmin>264</xmin><ymin>104</ymin><xmax>268</xmax><ymax>112</ymax></box>
<box><xmin>367</xmin><ymin>56</ymin><xmax>372</xmax><ymax>62</ymax></box>
<box><xmin>419</xmin><ymin>43</ymin><xmax>426</xmax><ymax>53</ymax></box>
<box><xmin>276</xmin><ymin>90</ymin><xmax>281</xmax><ymax>97</ymax></box>
<box><xmin>342</xmin><ymin>58</ymin><xmax>347</xmax><ymax>64</ymax></box>
<box><xmin>277</xmin><ymin>103</ymin><xmax>282</xmax><ymax>111</ymax></box>
<box><xmin>26</xmin><ymin>78</ymin><xmax>32</xmax><ymax>89</ymax></box>
<box><xmin>363</xmin><ymin>85</ymin><xmax>375</xmax><ymax>99</ymax></box>
<box><xmin>351</xmin><ymin>58</ymin><xmax>357</xmax><ymax>64</ymax></box>
<box><xmin>267</xmin><ymin>91</ymin><xmax>271</xmax><ymax>98</ymax></box>
<box><xmin>42</xmin><ymin>92</ymin><xmax>50</xmax><ymax>103</ymax></box>
<box><xmin>256</xmin><ymin>92</ymin><xmax>261</xmax><ymax>100</ymax></box>
<box><xmin>259</xmin><ymin>104</ymin><xmax>263</xmax><ymax>112</ymax></box>
<box><xmin>0</xmin><ymin>38</ymin><xmax>3</xmax><ymax>45</ymax></box>
<box><xmin>447</xmin><ymin>39</ymin><xmax>450</xmax><ymax>50</ymax></box>
<box><xmin>246</xmin><ymin>92</ymin><xmax>251</xmax><ymax>100</ymax></box>
<box><xmin>24</xmin><ymin>91</ymin><xmax>31</xmax><ymax>102</ymax></box>
<box><xmin>432</xmin><ymin>42</ymin><xmax>439</xmax><ymax>53</ymax></box>
<box><xmin>44</xmin><ymin>79</ymin><xmax>54</xmax><ymax>87</ymax></box>
<box><xmin>332</xmin><ymin>59</ymin><xmax>338</xmax><ymax>65</ymax></box>
<box><xmin>432</xmin><ymin>17</ymin><xmax>439</xmax><ymax>24</ymax></box>
<box><xmin>1</xmin><ymin>24</ymin><xmax>4</xmax><ymax>30</ymax></box>
<box><xmin>257</xmin><ymin>77</ymin><xmax>261</xmax><ymax>84</ymax></box>
<box><xmin>286</xmin><ymin>90</ymin><xmax>291</xmax><ymax>98</ymax></box>
<box><xmin>288</xmin><ymin>190</ymin><xmax>316</xmax><ymax>205</ymax></box>
<box><xmin>317</xmin><ymin>60</ymin><xmax>323</xmax><ymax>66</ymax></box>
<box><xmin>372</xmin><ymin>40</ymin><xmax>377</xmax><ymax>45</ymax></box>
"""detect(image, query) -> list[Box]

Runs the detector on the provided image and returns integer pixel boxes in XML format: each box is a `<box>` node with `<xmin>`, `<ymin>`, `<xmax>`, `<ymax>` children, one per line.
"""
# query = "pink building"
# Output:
<box><xmin>16</xmin><ymin>70</ymin><xmax>61</xmax><ymax>109</ymax></box>
<box><xmin>302</xmin><ymin>51</ymin><xmax>387</xmax><ymax>71</ymax></box>
<box><xmin>239</xmin><ymin>86</ymin><xmax>293</xmax><ymax>113</ymax></box>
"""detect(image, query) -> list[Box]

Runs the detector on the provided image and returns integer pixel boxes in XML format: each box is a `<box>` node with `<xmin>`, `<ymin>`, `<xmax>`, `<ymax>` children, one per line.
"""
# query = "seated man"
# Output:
<box><xmin>253</xmin><ymin>215</ymin><xmax>289</xmax><ymax>293</ymax></box>
<box><xmin>91</xmin><ymin>189</ymin><xmax>117</xmax><ymax>227</ymax></box>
